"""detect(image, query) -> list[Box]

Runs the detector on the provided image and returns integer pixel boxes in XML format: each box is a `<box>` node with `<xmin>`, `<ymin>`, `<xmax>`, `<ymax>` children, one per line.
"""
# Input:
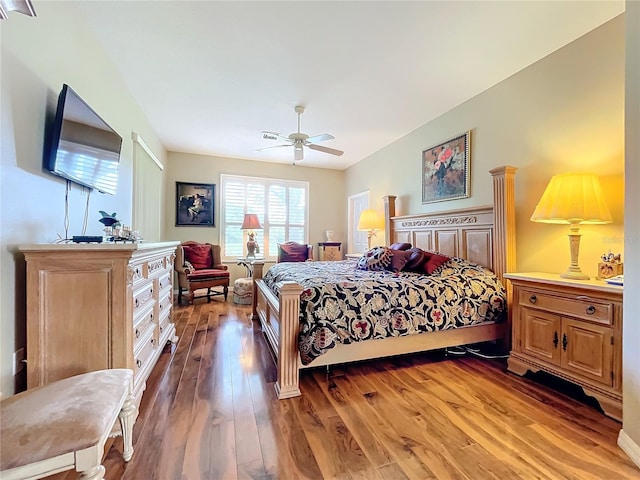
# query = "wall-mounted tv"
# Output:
<box><xmin>44</xmin><ymin>84</ymin><xmax>122</xmax><ymax>195</ymax></box>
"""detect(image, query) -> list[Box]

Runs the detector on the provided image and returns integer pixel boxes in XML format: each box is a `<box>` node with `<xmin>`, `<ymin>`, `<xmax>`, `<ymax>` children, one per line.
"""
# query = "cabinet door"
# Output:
<box><xmin>521</xmin><ymin>308</ymin><xmax>561</xmax><ymax>366</ymax></box>
<box><xmin>561</xmin><ymin>318</ymin><xmax>613</xmax><ymax>386</ymax></box>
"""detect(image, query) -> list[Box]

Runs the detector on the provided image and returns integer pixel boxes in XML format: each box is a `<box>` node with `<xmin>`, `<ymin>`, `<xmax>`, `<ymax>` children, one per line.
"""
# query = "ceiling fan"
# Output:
<box><xmin>257</xmin><ymin>105</ymin><xmax>344</xmax><ymax>164</ymax></box>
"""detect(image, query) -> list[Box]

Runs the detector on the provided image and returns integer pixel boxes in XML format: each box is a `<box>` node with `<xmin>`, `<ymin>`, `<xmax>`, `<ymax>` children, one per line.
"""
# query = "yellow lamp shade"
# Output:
<box><xmin>530</xmin><ymin>172</ymin><xmax>612</xmax><ymax>280</ymax></box>
<box><xmin>530</xmin><ymin>173</ymin><xmax>612</xmax><ymax>225</ymax></box>
<box><xmin>357</xmin><ymin>209</ymin><xmax>384</xmax><ymax>231</ymax></box>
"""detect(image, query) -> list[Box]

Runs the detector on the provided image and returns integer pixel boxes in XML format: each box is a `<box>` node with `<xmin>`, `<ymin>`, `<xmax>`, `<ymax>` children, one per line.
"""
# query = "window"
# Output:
<box><xmin>220</xmin><ymin>174</ymin><xmax>309</xmax><ymax>261</ymax></box>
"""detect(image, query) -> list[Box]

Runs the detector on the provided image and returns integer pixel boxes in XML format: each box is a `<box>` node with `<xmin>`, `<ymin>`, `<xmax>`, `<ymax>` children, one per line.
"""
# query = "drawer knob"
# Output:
<box><xmin>529</xmin><ymin>295</ymin><xmax>537</xmax><ymax>304</ymax></box>
<box><xmin>135</xmin><ymin>298</ymin><xmax>140</xmax><ymax>308</ymax></box>
<box><xmin>136</xmin><ymin>359</ymin><xmax>142</xmax><ymax>368</ymax></box>
<box><xmin>135</xmin><ymin>329</ymin><xmax>140</xmax><ymax>339</ymax></box>
<box><xmin>151</xmin><ymin>338</ymin><xmax>156</xmax><ymax>347</ymax></box>
<box><xmin>562</xmin><ymin>333</ymin><xmax>568</xmax><ymax>351</ymax></box>
<box><xmin>586</xmin><ymin>305</ymin><xmax>596</xmax><ymax>315</ymax></box>
<box><xmin>553</xmin><ymin>331</ymin><xmax>559</xmax><ymax>349</ymax></box>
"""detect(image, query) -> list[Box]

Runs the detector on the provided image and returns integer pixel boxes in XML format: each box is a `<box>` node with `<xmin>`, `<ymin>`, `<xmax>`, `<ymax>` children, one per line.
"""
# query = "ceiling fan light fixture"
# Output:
<box><xmin>257</xmin><ymin>105</ymin><xmax>344</xmax><ymax>162</ymax></box>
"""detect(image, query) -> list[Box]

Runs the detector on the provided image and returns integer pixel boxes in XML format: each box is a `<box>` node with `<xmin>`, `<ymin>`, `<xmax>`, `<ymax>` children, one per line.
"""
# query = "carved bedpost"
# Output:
<box><xmin>251</xmin><ymin>261</ymin><xmax>264</xmax><ymax>319</ymax></box>
<box><xmin>490</xmin><ymin>165</ymin><xmax>517</xmax><ymax>350</ymax></box>
<box><xmin>383</xmin><ymin>195</ymin><xmax>397</xmax><ymax>246</ymax></box>
<box><xmin>276</xmin><ymin>282</ymin><xmax>303</xmax><ymax>399</ymax></box>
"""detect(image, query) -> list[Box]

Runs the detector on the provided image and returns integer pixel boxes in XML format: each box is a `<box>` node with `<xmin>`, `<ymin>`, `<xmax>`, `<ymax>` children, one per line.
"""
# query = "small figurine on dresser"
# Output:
<box><xmin>597</xmin><ymin>251</ymin><xmax>623</xmax><ymax>280</ymax></box>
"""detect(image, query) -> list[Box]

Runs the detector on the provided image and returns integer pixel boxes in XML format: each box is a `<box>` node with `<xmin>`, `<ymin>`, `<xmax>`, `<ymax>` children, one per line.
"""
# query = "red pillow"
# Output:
<box><xmin>279</xmin><ymin>243</ymin><xmax>310</xmax><ymax>262</ymax></box>
<box><xmin>182</xmin><ymin>244</ymin><xmax>213</xmax><ymax>270</ymax></box>
<box><xmin>390</xmin><ymin>242</ymin><xmax>412</xmax><ymax>251</ymax></box>
<box><xmin>387</xmin><ymin>249</ymin><xmax>411</xmax><ymax>272</ymax></box>
<box><xmin>423</xmin><ymin>253</ymin><xmax>451</xmax><ymax>274</ymax></box>
<box><xmin>405</xmin><ymin>248</ymin><xmax>427</xmax><ymax>272</ymax></box>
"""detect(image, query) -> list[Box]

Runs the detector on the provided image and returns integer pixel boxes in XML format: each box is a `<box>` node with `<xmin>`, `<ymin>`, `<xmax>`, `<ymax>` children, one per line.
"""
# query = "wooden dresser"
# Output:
<box><xmin>317</xmin><ymin>242</ymin><xmax>342</xmax><ymax>261</ymax></box>
<box><xmin>504</xmin><ymin>272</ymin><xmax>623</xmax><ymax>420</ymax></box>
<box><xmin>20</xmin><ymin>241</ymin><xmax>180</xmax><ymax>406</ymax></box>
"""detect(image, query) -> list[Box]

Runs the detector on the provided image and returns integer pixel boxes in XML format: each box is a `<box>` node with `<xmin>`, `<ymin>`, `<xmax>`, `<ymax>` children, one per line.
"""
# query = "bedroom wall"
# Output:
<box><xmin>0</xmin><ymin>3</ymin><xmax>166</xmax><ymax>396</ymax></box>
<box><xmin>164</xmin><ymin>152</ymin><xmax>346</xmax><ymax>280</ymax></box>
<box><xmin>622</xmin><ymin>0</ymin><xmax>640</xmax><ymax>464</ymax></box>
<box><xmin>345</xmin><ymin>15</ymin><xmax>625</xmax><ymax>280</ymax></box>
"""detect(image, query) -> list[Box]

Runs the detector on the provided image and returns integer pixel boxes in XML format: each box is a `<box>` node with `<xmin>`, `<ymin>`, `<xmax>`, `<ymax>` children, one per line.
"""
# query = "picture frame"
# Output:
<box><xmin>422</xmin><ymin>131</ymin><xmax>471</xmax><ymax>204</ymax></box>
<box><xmin>175</xmin><ymin>182</ymin><xmax>215</xmax><ymax>227</ymax></box>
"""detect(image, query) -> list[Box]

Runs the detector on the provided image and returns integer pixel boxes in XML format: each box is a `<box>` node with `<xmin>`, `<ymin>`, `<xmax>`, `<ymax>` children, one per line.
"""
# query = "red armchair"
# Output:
<box><xmin>175</xmin><ymin>241</ymin><xmax>230</xmax><ymax>304</ymax></box>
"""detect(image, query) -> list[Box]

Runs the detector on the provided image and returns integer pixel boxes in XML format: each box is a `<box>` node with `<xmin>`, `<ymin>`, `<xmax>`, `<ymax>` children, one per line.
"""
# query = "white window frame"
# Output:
<box><xmin>220</xmin><ymin>174</ymin><xmax>309</xmax><ymax>262</ymax></box>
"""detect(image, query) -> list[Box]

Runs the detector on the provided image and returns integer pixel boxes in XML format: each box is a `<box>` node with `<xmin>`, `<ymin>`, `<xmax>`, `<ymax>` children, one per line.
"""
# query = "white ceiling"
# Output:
<box><xmin>74</xmin><ymin>1</ymin><xmax>623</xmax><ymax>170</ymax></box>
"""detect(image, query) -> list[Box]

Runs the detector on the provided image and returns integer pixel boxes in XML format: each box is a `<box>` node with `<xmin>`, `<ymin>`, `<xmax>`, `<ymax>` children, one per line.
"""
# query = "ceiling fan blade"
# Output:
<box><xmin>294</xmin><ymin>146</ymin><xmax>304</xmax><ymax>161</ymax></box>
<box><xmin>256</xmin><ymin>144</ymin><xmax>291</xmax><ymax>152</ymax></box>
<box><xmin>305</xmin><ymin>133</ymin><xmax>334</xmax><ymax>143</ymax></box>
<box><xmin>307</xmin><ymin>144</ymin><xmax>344</xmax><ymax>156</ymax></box>
<box><xmin>261</xmin><ymin>131</ymin><xmax>290</xmax><ymax>142</ymax></box>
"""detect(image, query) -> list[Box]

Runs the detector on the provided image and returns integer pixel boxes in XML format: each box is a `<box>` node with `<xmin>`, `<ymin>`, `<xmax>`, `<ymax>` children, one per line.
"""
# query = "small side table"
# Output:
<box><xmin>317</xmin><ymin>242</ymin><xmax>342</xmax><ymax>261</ymax></box>
<box><xmin>236</xmin><ymin>256</ymin><xmax>264</xmax><ymax>277</ymax></box>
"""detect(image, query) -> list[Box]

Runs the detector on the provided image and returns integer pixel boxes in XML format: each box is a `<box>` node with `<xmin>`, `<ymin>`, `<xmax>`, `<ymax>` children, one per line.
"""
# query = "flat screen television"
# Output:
<box><xmin>44</xmin><ymin>84</ymin><xmax>122</xmax><ymax>195</ymax></box>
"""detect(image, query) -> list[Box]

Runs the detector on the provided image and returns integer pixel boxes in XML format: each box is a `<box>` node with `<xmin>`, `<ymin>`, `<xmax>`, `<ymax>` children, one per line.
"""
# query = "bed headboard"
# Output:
<box><xmin>389</xmin><ymin>205</ymin><xmax>496</xmax><ymax>269</ymax></box>
<box><xmin>383</xmin><ymin>166</ymin><xmax>517</xmax><ymax>285</ymax></box>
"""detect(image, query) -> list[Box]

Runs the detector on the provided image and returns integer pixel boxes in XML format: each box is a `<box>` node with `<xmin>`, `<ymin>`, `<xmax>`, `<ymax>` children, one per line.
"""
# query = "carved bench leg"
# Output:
<box><xmin>119</xmin><ymin>393</ymin><xmax>137</xmax><ymax>462</ymax></box>
<box><xmin>79</xmin><ymin>465</ymin><xmax>106</xmax><ymax>480</ymax></box>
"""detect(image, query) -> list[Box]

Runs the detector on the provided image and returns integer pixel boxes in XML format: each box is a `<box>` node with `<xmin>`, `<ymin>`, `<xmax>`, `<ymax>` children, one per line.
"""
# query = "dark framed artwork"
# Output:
<box><xmin>422</xmin><ymin>131</ymin><xmax>471</xmax><ymax>204</ymax></box>
<box><xmin>175</xmin><ymin>182</ymin><xmax>215</xmax><ymax>226</ymax></box>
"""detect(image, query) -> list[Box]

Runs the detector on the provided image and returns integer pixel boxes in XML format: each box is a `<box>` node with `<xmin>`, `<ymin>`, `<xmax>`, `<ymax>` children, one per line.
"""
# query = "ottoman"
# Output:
<box><xmin>233</xmin><ymin>277</ymin><xmax>253</xmax><ymax>305</ymax></box>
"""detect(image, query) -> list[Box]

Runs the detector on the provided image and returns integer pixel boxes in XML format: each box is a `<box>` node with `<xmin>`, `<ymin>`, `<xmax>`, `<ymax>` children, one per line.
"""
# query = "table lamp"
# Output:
<box><xmin>241</xmin><ymin>213</ymin><xmax>262</xmax><ymax>258</ymax></box>
<box><xmin>357</xmin><ymin>209</ymin><xmax>384</xmax><ymax>250</ymax></box>
<box><xmin>530</xmin><ymin>173</ymin><xmax>612</xmax><ymax>280</ymax></box>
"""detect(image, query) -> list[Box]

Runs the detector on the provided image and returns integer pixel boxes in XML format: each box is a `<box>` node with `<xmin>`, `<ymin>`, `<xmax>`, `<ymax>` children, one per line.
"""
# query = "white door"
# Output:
<box><xmin>348</xmin><ymin>192</ymin><xmax>369</xmax><ymax>254</ymax></box>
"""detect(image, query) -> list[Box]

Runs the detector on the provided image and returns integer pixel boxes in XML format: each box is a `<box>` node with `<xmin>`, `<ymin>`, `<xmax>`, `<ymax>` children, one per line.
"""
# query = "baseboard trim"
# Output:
<box><xmin>618</xmin><ymin>429</ymin><xmax>640</xmax><ymax>468</ymax></box>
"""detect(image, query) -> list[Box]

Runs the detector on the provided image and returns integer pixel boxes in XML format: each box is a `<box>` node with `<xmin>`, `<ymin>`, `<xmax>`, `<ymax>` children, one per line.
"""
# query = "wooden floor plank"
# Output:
<box><xmin>97</xmin><ymin>300</ymin><xmax>640</xmax><ymax>480</ymax></box>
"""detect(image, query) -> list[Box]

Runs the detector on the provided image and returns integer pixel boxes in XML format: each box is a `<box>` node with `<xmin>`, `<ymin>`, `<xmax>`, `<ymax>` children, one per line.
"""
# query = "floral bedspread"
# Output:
<box><xmin>261</xmin><ymin>258</ymin><xmax>506</xmax><ymax>365</ymax></box>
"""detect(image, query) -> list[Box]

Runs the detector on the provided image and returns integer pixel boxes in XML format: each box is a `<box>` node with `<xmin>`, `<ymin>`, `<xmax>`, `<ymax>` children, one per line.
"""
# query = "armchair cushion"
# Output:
<box><xmin>182</xmin><ymin>243</ymin><xmax>213</xmax><ymax>270</ymax></box>
<box><xmin>187</xmin><ymin>269</ymin><xmax>230</xmax><ymax>281</ymax></box>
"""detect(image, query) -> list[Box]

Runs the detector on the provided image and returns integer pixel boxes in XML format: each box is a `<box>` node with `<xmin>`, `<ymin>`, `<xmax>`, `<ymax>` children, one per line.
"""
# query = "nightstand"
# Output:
<box><xmin>317</xmin><ymin>242</ymin><xmax>342</xmax><ymax>261</ymax></box>
<box><xmin>504</xmin><ymin>272</ymin><xmax>623</xmax><ymax>420</ymax></box>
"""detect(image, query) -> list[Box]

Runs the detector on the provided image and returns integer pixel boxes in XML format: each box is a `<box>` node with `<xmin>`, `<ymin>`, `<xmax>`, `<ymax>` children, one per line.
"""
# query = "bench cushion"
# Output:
<box><xmin>0</xmin><ymin>369</ymin><xmax>133</xmax><ymax>470</ymax></box>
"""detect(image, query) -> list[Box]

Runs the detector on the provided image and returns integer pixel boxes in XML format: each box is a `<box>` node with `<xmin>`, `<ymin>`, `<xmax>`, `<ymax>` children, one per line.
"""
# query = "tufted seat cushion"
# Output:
<box><xmin>186</xmin><ymin>268</ymin><xmax>230</xmax><ymax>280</ymax></box>
<box><xmin>0</xmin><ymin>369</ymin><xmax>135</xmax><ymax>473</ymax></box>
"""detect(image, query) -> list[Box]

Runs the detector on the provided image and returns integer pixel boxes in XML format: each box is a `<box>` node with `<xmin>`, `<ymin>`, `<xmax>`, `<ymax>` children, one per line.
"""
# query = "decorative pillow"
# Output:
<box><xmin>389</xmin><ymin>242</ymin><xmax>412</xmax><ymax>251</ymax></box>
<box><xmin>356</xmin><ymin>246</ymin><xmax>393</xmax><ymax>271</ymax></box>
<box><xmin>423</xmin><ymin>252</ymin><xmax>451</xmax><ymax>274</ymax></box>
<box><xmin>386</xmin><ymin>249</ymin><xmax>411</xmax><ymax>272</ymax></box>
<box><xmin>404</xmin><ymin>247</ymin><xmax>428</xmax><ymax>272</ymax></box>
<box><xmin>183</xmin><ymin>260</ymin><xmax>195</xmax><ymax>273</ymax></box>
<box><xmin>182</xmin><ymin>243</ymin><xmax>212</xmax><ymax>270</ymax></box>
<box><xmin>279</xmin><ymin>243</ymin><xmax>310</xmax><ymax>262</ymax></box>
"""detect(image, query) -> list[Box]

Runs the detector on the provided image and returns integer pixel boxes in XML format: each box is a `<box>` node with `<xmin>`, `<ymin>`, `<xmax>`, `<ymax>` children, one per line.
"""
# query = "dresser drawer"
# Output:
<box><xmin>133</xmin><ymin>282</ymin><xmax>156</xmax><ymax>314</ymax></box>
<box><xmin>158</xmin><ymin>291</ymin><xmax>172</xmax><ymax>319</ymax></box>
<box><xmin>134</xmin><ymin>319</ymin><xmax>155</xmax><ymax>355</ymax></box>
<box><xmin>519</xmin><ymin>290</ymin><xmax>613</xmax><ymax>325</ymax></box>
<box><xmin>157</xmin><ymin>270</ymin><xmax>172</xmax><ymax>294</ymax></box>
<box><xmin>133</xmin><ymin>307</ymin><xmax>155</xmax><ymax>340</ymax></box>
<box><xmin>133</xmin><ymin>329</ymin><xmax>157</xmax><ymax>380</ymax></box>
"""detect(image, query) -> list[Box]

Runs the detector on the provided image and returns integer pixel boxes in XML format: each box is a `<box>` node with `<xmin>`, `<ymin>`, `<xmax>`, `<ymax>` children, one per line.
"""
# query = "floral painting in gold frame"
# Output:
<box><xmin>422</xmin><ymin>131</ymin><xmax>470</xmax><ymax>204</ymax></box>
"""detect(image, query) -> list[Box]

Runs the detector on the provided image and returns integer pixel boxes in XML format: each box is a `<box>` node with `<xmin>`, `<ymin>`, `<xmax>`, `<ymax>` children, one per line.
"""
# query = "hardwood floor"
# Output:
<box><xmin>94</xmin><ymin>299</ymin><xmax>638</xmax><ymax>480</ymax></box>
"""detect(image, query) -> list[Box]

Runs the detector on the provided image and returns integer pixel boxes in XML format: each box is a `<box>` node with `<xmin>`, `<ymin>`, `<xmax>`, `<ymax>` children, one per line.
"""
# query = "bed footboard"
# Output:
<box><xmin>254</xmin><ymin>271</ymin><xmax>303</xmax><ymax>399</ymax></box>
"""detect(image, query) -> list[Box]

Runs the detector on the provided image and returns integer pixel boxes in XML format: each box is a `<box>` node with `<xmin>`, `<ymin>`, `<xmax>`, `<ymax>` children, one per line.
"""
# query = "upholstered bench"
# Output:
<box><xmin>0</xmin><ymin>369</ymin><xmax>136</xmax><ymax>480</ymax></box>
<box><xmin>233</xmin><ymin>277</ymin><xmax>253</xmax><ymax>305</ymax></box>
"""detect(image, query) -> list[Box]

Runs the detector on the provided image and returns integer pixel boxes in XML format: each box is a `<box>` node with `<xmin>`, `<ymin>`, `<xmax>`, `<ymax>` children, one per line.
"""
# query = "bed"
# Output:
<box><xmin>252</xmin><ymin>166</ymin><xmax>517</xmax><ymax>399</ymax></box>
